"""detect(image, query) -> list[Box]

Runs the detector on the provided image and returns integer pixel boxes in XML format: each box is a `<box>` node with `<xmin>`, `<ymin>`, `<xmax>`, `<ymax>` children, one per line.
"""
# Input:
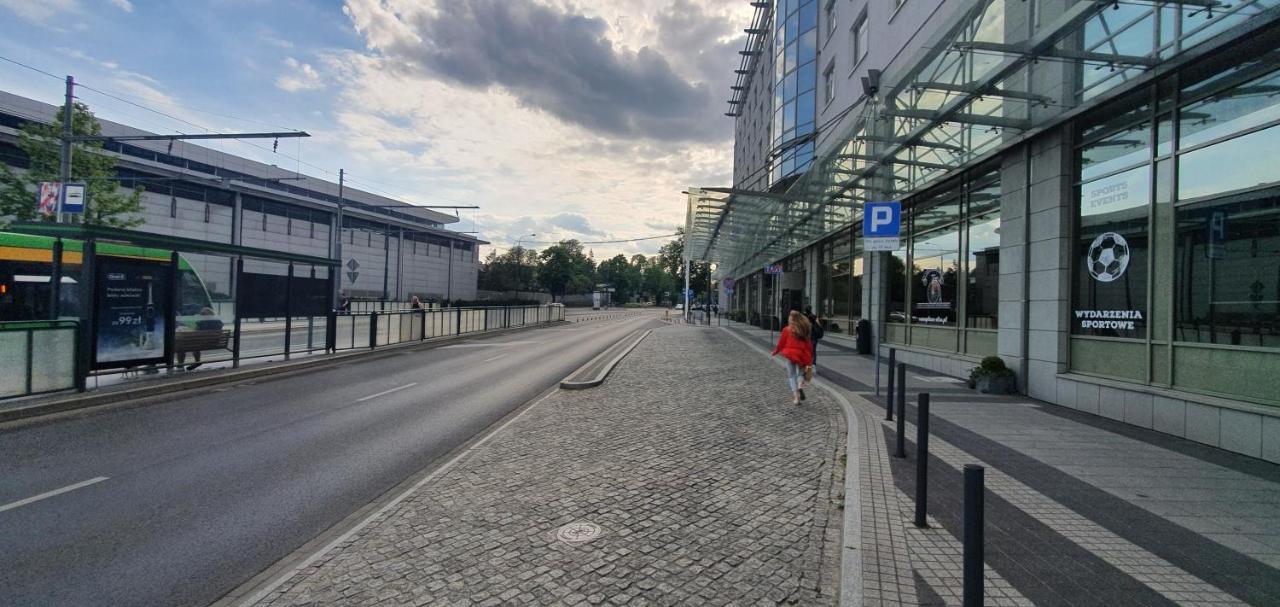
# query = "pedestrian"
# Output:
<box><xmin>771</xmin><ymin>310</ymin><xmax>814</xmax><ymax>406</ymax></box>
<box><xmin>411</xmin><ymin>295</ymin><xmax>423</xmax><ymax>310</ymax></box>
<box><xmin>339</xmin><ymin>291</ymin><xmax>351</xmax><ymax>312</ymax></box>
<box><xmin>804</xmin><ymin>305</ymin><xmax>824</xmax><ymax>369</ymax></box>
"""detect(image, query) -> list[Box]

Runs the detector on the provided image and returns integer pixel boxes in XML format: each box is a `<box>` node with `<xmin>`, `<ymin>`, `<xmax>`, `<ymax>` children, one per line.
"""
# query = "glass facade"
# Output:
<box><xmin>885</xmin><ymin>166</ymin><xmax>1001</xmax><ymax>355</ymax></box>
<box><xmin>772</xmin><ymin>0</ymin><xmax>818</xmax><ymax>184</ymax></box>
<box><xmin>816</xmin><ymin>229</ymin><xmax>862</xmax><ymax>331</ymax></box>
<box><xmin>1072</xmin><ymin>48</ymin><xmax>1280</xmax><ymax>404</ymax></box>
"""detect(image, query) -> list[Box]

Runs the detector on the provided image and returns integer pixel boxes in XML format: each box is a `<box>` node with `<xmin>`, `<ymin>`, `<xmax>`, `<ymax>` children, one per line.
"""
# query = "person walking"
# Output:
<box><xmin>771</xmin><ymin>310</ymin><xmax>814</xmax><ymax>405</ymax></box>
<box><xmin>804</xmin><ymin>305</ymin><xmax>824</xmax><ymax>369</ymax></box>
<box><xmin>411</xmin><ymin>295</ymin><xmax>424</xmax><ymax>310</ymax></box>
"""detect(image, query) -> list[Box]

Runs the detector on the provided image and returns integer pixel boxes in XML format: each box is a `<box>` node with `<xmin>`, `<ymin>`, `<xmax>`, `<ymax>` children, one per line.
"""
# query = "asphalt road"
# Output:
<box><xmin>0</xmin><ymin>311</ymin><xmax>665</xmax><ymax>607</ymax></box>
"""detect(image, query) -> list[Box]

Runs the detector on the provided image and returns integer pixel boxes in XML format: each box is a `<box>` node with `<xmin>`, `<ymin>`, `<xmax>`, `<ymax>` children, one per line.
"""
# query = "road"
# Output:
<box><xmin>0</xmin><ymin>311</ymin><xmax>665</xmax><ymax>607</ymax></box>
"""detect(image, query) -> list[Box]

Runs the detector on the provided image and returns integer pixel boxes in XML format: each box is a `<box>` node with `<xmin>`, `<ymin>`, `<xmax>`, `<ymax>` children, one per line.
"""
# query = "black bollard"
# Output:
<box><xmin>885</xmin><ymin>348</ymin><xmax>897</xmax><ymax>421</ymax></box>
<box><xmin>964</xmin><ymin>465</ymin><xmax>985</xmax><ymax>607</ymax></box>
<box><xmin>895</xmin><ymin>363</ymin><xmax>907</xmax><ymax>458</ymax></box>
<box><xmin>914</xmin><ymin>392</ymin><xmax>930</xmax><ymax>528</ymax></box>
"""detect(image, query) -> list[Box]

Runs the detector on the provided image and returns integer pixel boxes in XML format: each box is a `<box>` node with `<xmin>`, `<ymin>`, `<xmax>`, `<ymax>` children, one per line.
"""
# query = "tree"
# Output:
<box><xmin>537</xmin><ymin>239</ymin><xmax>594</xmax><ymax>302</ymax></box>
<box><xmin>478</xmin><ymin>246</ymin><xmax>539</xmax><ymax>294</ymax></box>
<box><xmin>0</xmin><ymin>101</ymin><xmax>143</xmax><ymax>227</ymax></box>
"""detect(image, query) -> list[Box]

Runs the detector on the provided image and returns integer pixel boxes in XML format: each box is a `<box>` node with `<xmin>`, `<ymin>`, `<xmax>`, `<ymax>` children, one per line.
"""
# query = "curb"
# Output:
<box><xmin>559</xmin><ymin>329</ymin><xmax>651</xmax><ymax>390</ymax></box>
<box><xmin>0</xmin><ymin>321</ymin><xmax>569</xmax><ymax>427</ymax></box>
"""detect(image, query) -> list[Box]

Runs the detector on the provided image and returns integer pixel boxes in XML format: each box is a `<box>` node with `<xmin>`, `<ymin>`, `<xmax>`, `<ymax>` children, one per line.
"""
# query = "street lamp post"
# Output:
<box><xmin>514</xmin><ymin>233</ymin><xmax>536</xmax><ymax>302</ymax></box>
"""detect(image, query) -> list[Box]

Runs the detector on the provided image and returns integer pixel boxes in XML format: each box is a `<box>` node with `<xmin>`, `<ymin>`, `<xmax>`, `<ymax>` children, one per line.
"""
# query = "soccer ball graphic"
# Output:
<box><xmin>1087</xmin><ymin>232</ymin><xmax>1130</xmax><ymax>282</ymax></box>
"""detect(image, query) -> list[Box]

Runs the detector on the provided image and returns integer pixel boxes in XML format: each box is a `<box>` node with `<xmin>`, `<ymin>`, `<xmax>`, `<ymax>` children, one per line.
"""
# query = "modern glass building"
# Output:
<box><xmin>694</xmin><ymin>0</ymin><xmax>1280</xmax><ymax>462</ymax></box>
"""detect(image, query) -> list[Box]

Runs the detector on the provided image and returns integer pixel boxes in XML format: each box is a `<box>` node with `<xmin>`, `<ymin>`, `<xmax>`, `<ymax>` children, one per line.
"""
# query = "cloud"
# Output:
<box><xmin>343</xmin><ymin>0</ymin><xmax>732</xmax><ymax>143</ymax></box>
<box><xmin>0</xmin><ymin>0</ymin><xmax>79</xmax><ymax>22</ymax></box>
<box><xmin>109</xmin><ymin>0</ymin><xmax>133</xmax><ymax>13</ymax></box>
<box><xmin>276</xmin><ymin>57</ymin><xmax>323</xmax><ymax>92</ymax></box>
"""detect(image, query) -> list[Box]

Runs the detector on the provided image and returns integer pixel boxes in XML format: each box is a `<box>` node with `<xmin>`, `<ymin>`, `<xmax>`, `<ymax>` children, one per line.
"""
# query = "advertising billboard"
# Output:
<box><xmin>94</xmin><ymin>256</ymin><xmax>172</xmax><ymax>368</ymax></box>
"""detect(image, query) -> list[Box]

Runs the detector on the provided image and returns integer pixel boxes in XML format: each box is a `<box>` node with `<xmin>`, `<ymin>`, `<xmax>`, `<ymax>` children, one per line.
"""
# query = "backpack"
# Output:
<box><xmin>812</xmin><ymin>322</ymin><xmax>825</xmax><ymax>340</ymax></box>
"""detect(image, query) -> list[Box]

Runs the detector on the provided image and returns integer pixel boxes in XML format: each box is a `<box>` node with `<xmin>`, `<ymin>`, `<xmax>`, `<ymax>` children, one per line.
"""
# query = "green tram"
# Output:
<box><xmin>0</xmin><ymin>231</ymin><xmax>219</xmax><ymax>329</ymax></box>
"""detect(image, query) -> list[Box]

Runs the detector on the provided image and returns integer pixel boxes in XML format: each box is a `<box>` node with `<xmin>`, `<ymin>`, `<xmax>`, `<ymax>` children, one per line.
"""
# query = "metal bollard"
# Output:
<box><xmin>914</xmin><ymin>392</ymin><xmax>930</xmax><ymax>528</ymax></box>
<box><xmin>885</xmin><ymin>348</ymin><xmax>897</xmax><ymax>421</ymax></box>
<box><xmin>895</xmin><ymin>363</ymin><xmax>907</xmax><ymax>458</ymax></box>
<box><xmin>964</xmin><ymin>465</ymin><xmax>985</xmax><ymax>607</ymax></box>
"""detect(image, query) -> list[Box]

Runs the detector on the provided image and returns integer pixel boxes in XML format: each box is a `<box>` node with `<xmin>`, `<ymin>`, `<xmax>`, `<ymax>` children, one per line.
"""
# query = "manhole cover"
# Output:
<box><xmin>556</xmin><ymin>521</ymin><xmax>603</xmax><ymax>545</ymax></box>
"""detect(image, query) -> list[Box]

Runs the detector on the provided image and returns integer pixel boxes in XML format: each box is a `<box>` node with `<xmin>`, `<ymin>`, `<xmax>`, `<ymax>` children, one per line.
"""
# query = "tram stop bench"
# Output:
<box><xmin>174</xmin><ymin>329</ymin><xmax>231</xmax><ymax>355</ymax></box>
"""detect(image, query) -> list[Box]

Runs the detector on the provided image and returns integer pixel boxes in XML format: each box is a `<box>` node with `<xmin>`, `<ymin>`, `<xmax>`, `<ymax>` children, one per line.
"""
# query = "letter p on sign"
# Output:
<box><xmin>863</xmin><ymin>201</ymin><xmax>902</xmax><ymax>251</ymax></box>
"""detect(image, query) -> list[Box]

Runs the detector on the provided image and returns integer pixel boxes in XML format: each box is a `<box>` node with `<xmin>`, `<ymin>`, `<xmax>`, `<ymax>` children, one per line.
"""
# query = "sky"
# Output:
<box><xmin>0</xmin><ymin>0</ymin><xmax>751</xmax><ymax>259</ymax></box>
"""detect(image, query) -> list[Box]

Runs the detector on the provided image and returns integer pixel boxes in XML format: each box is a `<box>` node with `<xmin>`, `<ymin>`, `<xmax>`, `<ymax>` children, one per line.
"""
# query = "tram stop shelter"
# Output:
<box><xmin>0</xmin><ymin>221</ymin><xmax>338</xmax><ymax>397</ymax></box>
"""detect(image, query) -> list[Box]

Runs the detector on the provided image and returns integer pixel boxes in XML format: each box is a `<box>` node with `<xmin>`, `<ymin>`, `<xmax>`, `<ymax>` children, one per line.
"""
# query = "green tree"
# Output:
<box><xmin>537</xmin><ymin>239</ymin><xmax>594</xmax><ymax>302</ymax></box>
<box><xmin>0</xmin><ymin>101</ymin><xmax>143</xmax><ymax>227</ymax></box>
<box><xmin>478</xmin><ymin>246</ymin><xmax>539</xmax><ymax>294</ymax></box>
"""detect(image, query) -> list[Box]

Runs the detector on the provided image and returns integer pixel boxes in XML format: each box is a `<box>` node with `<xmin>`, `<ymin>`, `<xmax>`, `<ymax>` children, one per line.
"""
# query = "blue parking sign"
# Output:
<box><xmin>863</xmin><ymin>201</ymin><xmax>901</xmax><ymax>251</ymax></box>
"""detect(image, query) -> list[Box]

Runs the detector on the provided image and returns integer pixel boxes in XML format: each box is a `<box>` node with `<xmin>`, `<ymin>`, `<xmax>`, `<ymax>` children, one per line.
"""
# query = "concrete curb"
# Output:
<box><xmin>559</xmin><ymin>329</ymin><xmax>652</xmax><ymax>390</ymax></box>
<box><xmin>0</xmin><ymin>321</ymin><xmax>570</xmax><ymax>426</ymax></box>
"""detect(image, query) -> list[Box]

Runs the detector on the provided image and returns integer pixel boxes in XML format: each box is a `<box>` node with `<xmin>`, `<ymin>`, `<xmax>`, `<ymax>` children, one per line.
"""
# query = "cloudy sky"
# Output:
<box><xmin>0</xmin><ymin>0</ymin><xmax>750</xmax><ymax>258</ymax></box>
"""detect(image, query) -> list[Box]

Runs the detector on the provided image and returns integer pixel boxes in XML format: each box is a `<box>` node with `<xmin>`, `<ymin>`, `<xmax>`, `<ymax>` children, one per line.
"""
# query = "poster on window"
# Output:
<box><xmin>913</xmin><ymin>268</ymin><xmax>955</xmax><ymax>325</ymax></box>
<box><xmin>94</xmin><ymin>256</ymin><xmax>172</xmax><ymax>368</ymax></box>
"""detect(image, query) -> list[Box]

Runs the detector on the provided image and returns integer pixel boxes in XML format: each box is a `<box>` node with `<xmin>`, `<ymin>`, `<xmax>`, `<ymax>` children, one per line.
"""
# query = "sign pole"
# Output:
<box><xmin>57</xmin><ymin>75</ymin><xmax>74</xmax><ymax>223</ymax></box>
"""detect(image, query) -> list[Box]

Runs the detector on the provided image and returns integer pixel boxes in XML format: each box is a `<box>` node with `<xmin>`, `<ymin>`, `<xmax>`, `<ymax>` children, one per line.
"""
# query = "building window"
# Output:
<box><xmin>966</xmin><ymin>173</ymin><xmax>1001</xmax><ymax>329</ymax></box>
<box><xmin>823</xmin><ymin>62</ymin><xmax>836</xmax><ymax>105</ymax></box>
<box><xmin>824</xmin><ymin>0</ymin><xmax>836</xmax><ymax>38</ymax></box>
<box><xmin>169</xmin><ymin>196</ymin><xmax>177</xmax><ymax>218</ymax></box>
<box><xmin>1175</xmin><ymin>194</ymin><xmax>1280</xmax><ymax>346</ymax></box>
<box><xmin>204</xmin><ymin>203</ymin><xmax>211</xmax><ymax>223</ymax></box>
<box><xmin>852</xmin><ymin>12</ymin><xmax>869</xmax><ymax>68</ymax></box>
<box><xmin>910</xmin><ymin>192</ymin><xmax>961</xmax><ymax>327</ymax></box>
<box><xmin>1074</xmin><ymin>98</ymin><xmax>1153</xmax><ymax>339</ymax></box>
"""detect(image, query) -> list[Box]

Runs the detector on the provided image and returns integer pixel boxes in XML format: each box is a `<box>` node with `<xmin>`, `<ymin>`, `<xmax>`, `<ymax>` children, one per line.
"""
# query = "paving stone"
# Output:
<box><xmin>252</xmin><ymin>325</ymin><xmax>843</xmax><ymax>606</ymax></box>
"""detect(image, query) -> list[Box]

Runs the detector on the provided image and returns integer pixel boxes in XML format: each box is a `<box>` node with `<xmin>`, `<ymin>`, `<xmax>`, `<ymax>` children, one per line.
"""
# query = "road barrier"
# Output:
<box><xmin>895</xmin><ymin>362</ymin><xmax>907</xmax><ymax>458</ymax></box>
<box><xmin>885</xmin><ymin>348</ymin><xmax>897</xmax><ymax>421</ymax></box>
<box><xmin>915</xmin><ymin>392</ymin><xmax>931</xmax><ymax>528</ymax></box>
<box><xmin>964</xmin><ymin>464</ymin><xmax>985</xmax><ymax>607</ymax></box>
<box><xmin>330</xmin><ymin>305</ymin><xmax>565</xmax><ymax>351</ymax></box>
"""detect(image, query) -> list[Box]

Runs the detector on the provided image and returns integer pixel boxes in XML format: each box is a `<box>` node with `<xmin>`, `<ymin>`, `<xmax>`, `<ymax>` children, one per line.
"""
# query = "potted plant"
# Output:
<box><xmin>969</xmin><ymin>356</ymin><xmax>1016</xmax><ymax>394</ymax></box>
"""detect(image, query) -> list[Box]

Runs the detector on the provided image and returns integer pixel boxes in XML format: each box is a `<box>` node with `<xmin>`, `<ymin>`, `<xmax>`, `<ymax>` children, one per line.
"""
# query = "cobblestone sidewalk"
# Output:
<box><xmin>251</xmin><ymin>324</ymin><xmax>846</xmax><ymax>606</ymax></box>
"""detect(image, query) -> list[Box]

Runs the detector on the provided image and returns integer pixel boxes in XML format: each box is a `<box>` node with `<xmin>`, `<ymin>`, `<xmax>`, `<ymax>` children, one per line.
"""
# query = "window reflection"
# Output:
<box><xmin>1175</xmin><ymin>190</ymin><xmax>1280</xmax><ymax>348</ymax></box>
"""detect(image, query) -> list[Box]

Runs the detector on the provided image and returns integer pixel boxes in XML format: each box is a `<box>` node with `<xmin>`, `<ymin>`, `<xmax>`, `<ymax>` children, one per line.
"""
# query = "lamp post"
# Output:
<box><xmin>514</xmin><ymin>233</ymin><xmax>536</xmax><ymax>302</ymax></box>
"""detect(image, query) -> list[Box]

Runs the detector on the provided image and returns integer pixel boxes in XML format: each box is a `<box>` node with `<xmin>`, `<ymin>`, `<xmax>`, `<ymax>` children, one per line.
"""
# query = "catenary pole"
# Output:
<box><xmin>57</xmin><ymin>75</ymin><xmax>73</xmax><ymax>222</ymax></box>
<box><xmin>333</xmin><ymin>169</ymin><xmax>345</xmax><ymax>309</ymax></box>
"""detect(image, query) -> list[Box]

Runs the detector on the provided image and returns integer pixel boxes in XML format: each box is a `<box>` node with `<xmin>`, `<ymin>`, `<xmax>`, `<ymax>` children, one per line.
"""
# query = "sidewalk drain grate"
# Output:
<box><xmin>556</xmin><ymin>521</ymin><xmax>603</xmax><ymax>545</ymax></box>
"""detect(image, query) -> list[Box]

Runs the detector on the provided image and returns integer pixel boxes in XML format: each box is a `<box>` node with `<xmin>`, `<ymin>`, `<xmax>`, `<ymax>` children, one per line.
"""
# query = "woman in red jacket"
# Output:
<box><xmin>772</xmin><ymin>310</ymin><xmax>814</xmax><ymax>405</ymax></box>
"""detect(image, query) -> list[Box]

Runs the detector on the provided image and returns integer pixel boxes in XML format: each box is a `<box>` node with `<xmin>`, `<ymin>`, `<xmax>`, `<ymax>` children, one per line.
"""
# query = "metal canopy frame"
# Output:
<box><xmin>691</xmin><ymin>0</ymin><xmax>1280</xmax><ymax>279</ymax></box>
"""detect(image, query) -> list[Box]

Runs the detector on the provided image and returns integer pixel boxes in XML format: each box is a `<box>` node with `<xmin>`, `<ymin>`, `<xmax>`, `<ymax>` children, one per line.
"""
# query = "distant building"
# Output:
<box><xmin>693</xmin><ymin>1</ymin><xmax>1280</xmax><ymax>462</ymax></box>
<box><xmin>0</xmin><ymin>89</ymin><xmax>481</xmax><ymax>302</ymax></box>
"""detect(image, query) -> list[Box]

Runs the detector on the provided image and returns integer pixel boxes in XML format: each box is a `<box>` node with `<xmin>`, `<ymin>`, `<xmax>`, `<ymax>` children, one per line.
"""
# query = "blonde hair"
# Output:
<box><xmin>788</xmin><ymin>310</ymin><xmax>811</xmax><ymax>340</ymax></box>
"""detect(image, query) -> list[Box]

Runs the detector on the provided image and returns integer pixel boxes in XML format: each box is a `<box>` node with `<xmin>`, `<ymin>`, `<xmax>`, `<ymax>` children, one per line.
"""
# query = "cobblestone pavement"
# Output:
<box><xmin>252</xmin><ymin>324</ymin><xmax>845</xmax><ymax>606</ymax></box>
<box><xmin>729</xmin><ymin>322</ymin><xmax>1280</xmax><ymax>606</ymax></box>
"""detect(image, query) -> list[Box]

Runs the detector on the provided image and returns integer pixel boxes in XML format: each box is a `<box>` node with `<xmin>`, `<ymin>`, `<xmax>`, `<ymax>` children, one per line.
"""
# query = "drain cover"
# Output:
<box><xmin>556</xmin><ymin>521</ymin><xmax>603</xmax><ymax>545</ymax></box>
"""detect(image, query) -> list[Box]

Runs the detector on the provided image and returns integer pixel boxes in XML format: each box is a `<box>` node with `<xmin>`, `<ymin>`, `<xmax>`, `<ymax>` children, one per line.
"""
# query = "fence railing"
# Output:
<box><xmin>0</xmin><ymin>320</ymin><xmax>79</xmax><ymax>399</ymax></box>
<box><xmin>331</xmin><ymin>305</ymin><xmax>565</xmax><ymax>351</ymax></box>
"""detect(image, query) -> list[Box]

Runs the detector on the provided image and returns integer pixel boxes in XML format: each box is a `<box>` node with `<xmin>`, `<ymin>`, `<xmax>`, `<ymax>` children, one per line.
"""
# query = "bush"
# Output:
<box><xmin>968</xmin><ymin>355</ymin><xmax>1014</xmax><ymax>388</ymax></box>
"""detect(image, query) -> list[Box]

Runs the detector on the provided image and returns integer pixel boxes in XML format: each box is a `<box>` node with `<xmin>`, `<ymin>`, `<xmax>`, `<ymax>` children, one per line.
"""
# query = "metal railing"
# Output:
<box><xmin>330</xmin><ymin>305</ymin><xmax>565</xmax><ymax>351</ymax></box>
<box><xmin>0</xmin><ymin>320</ymin><xmax>79</xmax><ymax>399</ymax></box>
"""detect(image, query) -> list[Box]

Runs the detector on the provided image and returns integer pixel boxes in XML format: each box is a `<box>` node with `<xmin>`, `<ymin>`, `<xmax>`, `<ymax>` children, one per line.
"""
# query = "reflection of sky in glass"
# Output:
<box><xmin>1179</xmin><ymin>125</ymin><xmax>1280</xmax><ymax>200</ymax></box>
<box><xmin>1081</xmin><ymin>165</ymin><xmax>1150</xmax><ymax>218</ymax></box>
<box><xmin>966</xmin><ymin>215</ymin><xmax>1000</xmax><ymax>270</ymax></box>
<box><xmin>1180</xmin><ymin>74</ymin><xmax>1280</xmax><ymax>149</ymax></box>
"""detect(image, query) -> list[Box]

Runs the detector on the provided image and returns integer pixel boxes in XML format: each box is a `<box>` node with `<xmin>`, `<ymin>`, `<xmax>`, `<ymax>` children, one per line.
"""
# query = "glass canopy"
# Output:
<box><xmin>688</xmin><ymin>0</ymin><xmax>1280</xmax><ymax>278</ymax></box>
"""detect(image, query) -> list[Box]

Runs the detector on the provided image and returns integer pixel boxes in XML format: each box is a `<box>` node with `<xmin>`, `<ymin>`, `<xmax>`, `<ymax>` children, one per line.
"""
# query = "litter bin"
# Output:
<box><xmin>855</xmin><ymin>319</ymin><xmax>872</xmax><ymax>354</ymax></box>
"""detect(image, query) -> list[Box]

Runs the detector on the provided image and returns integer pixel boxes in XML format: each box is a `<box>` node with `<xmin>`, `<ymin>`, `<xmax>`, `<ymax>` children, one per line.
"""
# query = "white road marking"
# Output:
<box><xmin>355</xmin><ymin>382</ymin><xmax>418</xmax><ymax>402</ymax></box>
<box><xmin>482</xmin><ymin>353</ymin><xmax>508</xmax><ymax>363</ymax></box>
<box><xmin>0</xmin><ymin>477</ymin><xmax>110</xmax><ymax>513</ymax></box>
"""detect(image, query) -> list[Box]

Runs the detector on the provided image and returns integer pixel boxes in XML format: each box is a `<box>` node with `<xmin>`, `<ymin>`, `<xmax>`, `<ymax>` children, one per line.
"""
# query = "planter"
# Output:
<box><xmin>976</xmin><ymin>374</ymin><xmax>1016</xmax><ymax>394</ymax></box>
